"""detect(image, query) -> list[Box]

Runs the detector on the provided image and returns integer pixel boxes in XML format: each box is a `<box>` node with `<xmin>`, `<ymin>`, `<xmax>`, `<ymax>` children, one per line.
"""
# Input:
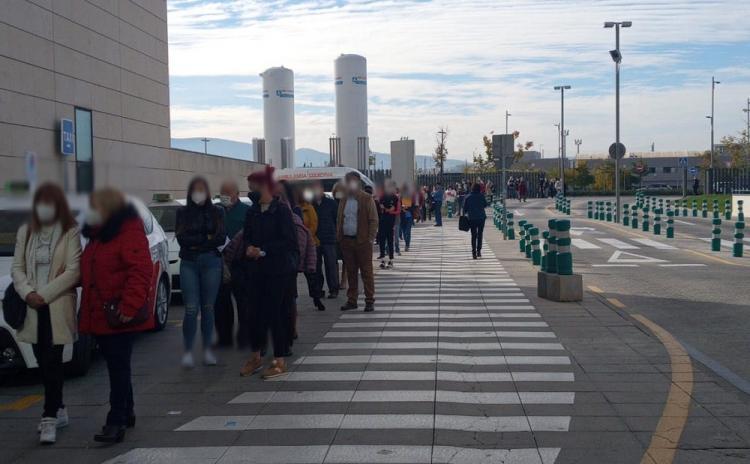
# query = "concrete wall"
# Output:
<box><xmin>0</xmin><ymin>0</ymin><xmax>263</xmax><ymax>201</ymax></box>
<box><xmin>390</xmin><ymin>139</ymin><xmax>415</xmax><ymax>188</ymax></box>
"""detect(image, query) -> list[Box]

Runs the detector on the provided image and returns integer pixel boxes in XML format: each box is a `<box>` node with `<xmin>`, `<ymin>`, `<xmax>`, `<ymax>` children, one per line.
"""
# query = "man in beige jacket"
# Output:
<box><xmin>336</xmin><ymin>171</ymin><xmax>379</xmax><ymax>312</ymax></box>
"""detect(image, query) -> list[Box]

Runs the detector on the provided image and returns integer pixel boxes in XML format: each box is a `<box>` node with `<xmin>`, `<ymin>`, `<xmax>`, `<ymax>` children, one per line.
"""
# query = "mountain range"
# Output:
<box><xmin>171</xmin><ymin>137</ymin><xmax>468</xmax><ymax>172</ymax></box>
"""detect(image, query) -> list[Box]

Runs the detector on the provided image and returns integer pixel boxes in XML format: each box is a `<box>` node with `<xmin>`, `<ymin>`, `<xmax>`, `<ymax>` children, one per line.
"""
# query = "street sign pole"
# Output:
<box><xmin>683</xmin><ymin>167</ymin><xmax>687</xmax><ymax>197</ymax></box>
<box><xmin>614</xmin><ymin>25</ymin><xmax>621</xmax><ymax>223</ymax></box>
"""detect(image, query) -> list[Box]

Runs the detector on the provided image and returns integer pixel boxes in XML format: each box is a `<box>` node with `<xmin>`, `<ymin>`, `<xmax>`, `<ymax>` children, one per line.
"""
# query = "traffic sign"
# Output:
<box><xmin>492</xmin><ymin>134</ymin><xmax>515</xmax><ymax>160</ymax></box>
<box><xmin>60</xmin><ymin>118</ymin><xmax>75</xmax><ymax>156</ymax></box>
<box><xmin>689</xmin><ymin>166</ymin><xmax>697</xmax><ymax>175</ymax></box>
<box><xmin>608</xmin><ymin>142</ymin><xmax>626</xmax><ymax>160</ymax></box>
<box><xmin>678</xmin><ymin>157</ymin><xmax>688</xmax><ymax>168</ymax></box>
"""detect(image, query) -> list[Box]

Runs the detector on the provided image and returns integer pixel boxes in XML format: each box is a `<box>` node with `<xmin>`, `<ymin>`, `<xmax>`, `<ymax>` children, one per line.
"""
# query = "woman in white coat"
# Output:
<box><xmin>12</xmin><ymin>182</ymin><xmax>81</xmax><ymax>445</ymax></box>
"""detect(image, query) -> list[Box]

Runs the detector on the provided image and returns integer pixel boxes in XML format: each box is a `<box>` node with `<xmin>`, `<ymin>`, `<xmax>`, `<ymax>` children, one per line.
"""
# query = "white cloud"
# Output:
<box><xmin>167</xmin><ymin>0</ymin><xmax>750</xmax><ymax>159</ymax></box>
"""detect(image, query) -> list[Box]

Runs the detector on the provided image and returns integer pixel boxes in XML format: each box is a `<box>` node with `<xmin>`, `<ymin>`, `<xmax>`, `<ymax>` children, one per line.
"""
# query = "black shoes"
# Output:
<box><xmin>364</xmin><ymin>303</ymin><xmax>375</xmax><ymax>312</ymax></box>
<box><xmin>472</xmin><ymin>251</ymin><xmax>477</xmax><ymax>260</ymax></box>
<box><xmin>477</xmin><ymin>250</ymin><xmax>482</xmax><ymax>258</ymax></box>
<box><xmin>313</xmin><ymin>298</ymin><xmax>326</xmax><ymax>311</ymax></box>
<box><xmin>94</xmin><ymin>425</ymin><xmax>126</xmax><ymax>443</ymax></box>
<box><xmin>340</xmin><ymin>302</ymin><xmax>358</xmax><ymax>311</ymax></box>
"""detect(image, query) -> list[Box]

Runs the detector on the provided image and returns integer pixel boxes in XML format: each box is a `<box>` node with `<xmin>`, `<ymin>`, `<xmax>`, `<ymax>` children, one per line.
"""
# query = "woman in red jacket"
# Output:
<box><xmin>79</xmin><ymin>187</ymin><xmax>152</xmax><ymax>443</ymax></box>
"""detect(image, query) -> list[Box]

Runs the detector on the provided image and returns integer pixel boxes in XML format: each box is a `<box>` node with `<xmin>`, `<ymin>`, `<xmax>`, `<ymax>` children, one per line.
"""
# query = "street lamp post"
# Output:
<box><xmin>554</xmin><ymin>85</ymin><xmax>571</xmax><ymax>196</ymax></box>
<box><xmin>505</xmin><ymin>110</ymin><xmax>512</xmax><ymax>134</ymax></box>
<box><xmin>574</xmin><ymin>139</ymin><xmax>582</xmax><ymax>156</ymax></box>
<box><xmin>604</xmin><ymin>20</ymin><xmax>631</xmax><ymax>223</ymax></box>
<box><xmin>709</xmin><ymin>76</ymin><xmax>720</xmax><ymax>193</ymax></box>
<box><xmin>743</xmin><ymin>98</ymin><xmax>750</xmax><ymax>162</ymax></box>
<box><xmin>201</xmin><ymin>137</ymin><xmax>210</xmax><ymax>154</ymax></box>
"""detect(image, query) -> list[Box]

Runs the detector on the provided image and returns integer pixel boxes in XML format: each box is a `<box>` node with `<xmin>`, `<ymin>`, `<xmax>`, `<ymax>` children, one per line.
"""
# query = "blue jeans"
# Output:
<box><xmin>434</xmin><ymin>202</ymin><xmax>443</xmax><ymax>226</ymax></box>
<box><xmin>180</xmin><ymin>253</ymin><xmax>222</xmax><ymax>351</ymax></box>
<box><xmin>400</xmin><ymin>214</ymin><xmax>413</xmax><ymax>248</ymax></box>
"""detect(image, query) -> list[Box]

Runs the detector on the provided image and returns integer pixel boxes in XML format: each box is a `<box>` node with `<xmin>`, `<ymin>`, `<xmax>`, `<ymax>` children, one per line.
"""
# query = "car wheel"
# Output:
<box><xmin>153</xmin><ymin>276</ymin><xmax>170</xmax><ymax>332</ymax></box>
<box><xmin>67</xmin><ymin>333</ymin><xmax>94</xmax><ymax>376</ymax></box>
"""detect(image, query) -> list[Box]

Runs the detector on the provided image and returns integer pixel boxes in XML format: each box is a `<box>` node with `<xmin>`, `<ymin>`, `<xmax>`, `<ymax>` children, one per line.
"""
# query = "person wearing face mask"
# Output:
<box><xmin>79</xmin><ymin>187</ymin><xmax>153</xmax><ymax>443</ymax></box>
<box><xmin>11</xmin><ymin>183</ymin><xmax>81</xmax><ymax>445</ymax></box>
<box><xmin>336</xmin><ymin>171</ymin><xmax>379</xmax><ymax>312</ymax></box>
<box><xmin>376</xmin><ymin>182</ymin><xmax>399</xmax><ymax>269</ymax></box>
<box><xmin>297</xmin><ymin>186</ymin><xmax>325</xmax><ymax>311</ymax></box>
<box><xmin>214</xmin><ymin>179</ymin><xmax>250</xmax><ymax>348</ymax></box>
<box><xmin>311</xmin><ymin>181</ymin><xmax>339</xmax><ymax>299</ymax></box>
<box><xmin>175</xmin><ymin>177</ymin><xmax>226</xmax><ymax>368</ymax></box>
<box><xmin>238</xmin><ymin>166</ymin><xmax>299</xmax><ymax>378</ymax></box>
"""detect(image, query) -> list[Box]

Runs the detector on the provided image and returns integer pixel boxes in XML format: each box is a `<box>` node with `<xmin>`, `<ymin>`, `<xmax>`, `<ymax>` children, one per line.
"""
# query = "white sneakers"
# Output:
<box><xmin>182</xmin><ymin>350</ymin><xmax>218</xmax><ymax>368</ymax></box>
<box><xmin>39</xmin><ymin>417</ymin><xmax>57</xmax><ymax>444</ymax></box>
<box><xmin>181</xmin><ymin>352</ymin><xmax>195</xmax><ymax>368</ymax></box>
<box><xmin>203</xmin><ymin>349</ymin><xmax>217</xmax><ymax>366</ymax></box>
<box><xmin>37</xmin><ymin>407</ymin><xmax>69</xmax><ymax>433</ymax></box>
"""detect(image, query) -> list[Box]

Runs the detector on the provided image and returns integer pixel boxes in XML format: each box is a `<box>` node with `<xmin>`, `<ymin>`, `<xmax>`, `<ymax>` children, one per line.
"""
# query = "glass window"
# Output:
<box><xmin>75</xmin><ymin>108</ymin><xmax>93</xmax><ymax>193</ymax></box>
<box><xmin>662</xmin><ymin>167</ymin><xmax>672</xmax><ymax>173</ymax></box>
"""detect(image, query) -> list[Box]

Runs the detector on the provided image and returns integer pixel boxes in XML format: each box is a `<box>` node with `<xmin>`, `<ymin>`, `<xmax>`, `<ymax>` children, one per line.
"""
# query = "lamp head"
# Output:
<box><xmin>622</xmin><ymin>21</ymin><xmax>633</xmax><ymax>27</ymax></box>
<box><xmin>604</xmin><ymin>22</ymin><xmax>615</xmax><ymax>28</ymax></box>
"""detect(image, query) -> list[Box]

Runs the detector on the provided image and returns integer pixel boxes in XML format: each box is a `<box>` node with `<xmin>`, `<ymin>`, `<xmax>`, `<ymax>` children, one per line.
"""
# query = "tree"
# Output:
<box><xmin>571</xmin><ymin>160</ymin><xmax>594</xmax><ymax>190</ymax></box>
<box><xmin>593</xmin><ymin>160</ymin><xmax>616</xmax><ymax>191</ymax></box>
<box><xmin>512</xmin><ymin>130</ymin><xmax>534</xmax><ymax>163</ymax></box>
<box><xmin>472</xmin><ymin>134</ymin><xmax>496</xmax><ymax>174</ymax></box>
<box><xmin>433</xmin><ymin>127</ymin><xmax>448</xmax><ymax>179</ymax></box>
<box><xmin>719</xmin><ymin>134</ymin><xmax>749</xmax><ymax>168</ymax></box>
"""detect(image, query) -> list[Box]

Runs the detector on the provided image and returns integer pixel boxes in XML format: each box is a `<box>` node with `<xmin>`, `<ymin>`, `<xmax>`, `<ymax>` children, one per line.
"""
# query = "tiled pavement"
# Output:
<box><xmin>105</xmin><ymin>226</ymin><xmax>576</xmax><ymax>463</ymax></box>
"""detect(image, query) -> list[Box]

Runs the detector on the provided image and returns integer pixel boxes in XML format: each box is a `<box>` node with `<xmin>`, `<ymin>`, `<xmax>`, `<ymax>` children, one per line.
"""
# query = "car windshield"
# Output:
<box><xmin>149</xmin><ymin>204</ymin><xmax>179</xmax><ymax>232</ymax></box>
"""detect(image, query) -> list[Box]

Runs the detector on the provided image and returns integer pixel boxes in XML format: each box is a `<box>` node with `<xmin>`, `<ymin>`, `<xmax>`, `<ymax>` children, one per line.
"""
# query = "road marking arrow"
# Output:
<box><xmin>607</xmin><ymin>250</ymin><xmax>667</xmax><ymax>264</ymax></box>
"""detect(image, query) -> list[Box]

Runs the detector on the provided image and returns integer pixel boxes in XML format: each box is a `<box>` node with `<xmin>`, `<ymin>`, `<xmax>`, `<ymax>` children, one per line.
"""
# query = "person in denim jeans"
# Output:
<box><xmin>176</xmin><ymin>177</ymin><xmax>226</xmax><ymax>368</ymax></box>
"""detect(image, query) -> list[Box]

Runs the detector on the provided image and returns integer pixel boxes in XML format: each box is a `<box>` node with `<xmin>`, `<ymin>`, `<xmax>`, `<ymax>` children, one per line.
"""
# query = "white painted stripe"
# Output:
<box><xmin>658</xmin><ymin>263</ymin><xmax>707</xmax><ymax>267</ymax></box>
<box><xmin>592</xmin><ymin>264</ymin><xmax>639</xmax><ymax>268</ymax></box>
<box><xmin>571</xmin><ymin>238</ymin><xmax>601</xmax><ymax>249</ymax></box>
<box><xmin>229</xmin><ymin>390</ymin><xmax>574</xmax><ymax>405</ymax></box>
<box><xmin>176</xmin><ymin>414</ymin><xmax>571</xmax><ymax>432</ymax></box>
<box><xmin>596</xmin><ymin>238</ymin><xmax>639</xmax><ymax>249</ymax></box>
<box><xmin>313</xmin><ymin>341</ymin><xmax>564</xmax><ymax>351</ymax></box>
<box><xmin>698</xmin><ymin>237</ymin><xmax>735</xmax><ymax>248</ymax></box>
<box><xmin>295</xmin><ymin>355</ymin><xmax>570</xmax><ymax>365</ymax></box>
<box><xmin>324</xmin><ymin>331</ymin><xmax>557</xmax><ymax>338</ymax></box>
<box><xmin>332</xmin><ymin>321</ymin><xmax>548</xmax><ymax>328</ymax></box>
<box><xmin>340</xmin><ymin>313</ymin><xmax>540</xmax><ymax>319</ymax></box>
<box><xmin>631</xmin><ymin>238</ymin><xmax>676</xmax><ymax>249</ymax></box>
<box><xmin>675</xmin><ymin>219</ymin><xmax>696</xmax><ymax>225</ymax></box>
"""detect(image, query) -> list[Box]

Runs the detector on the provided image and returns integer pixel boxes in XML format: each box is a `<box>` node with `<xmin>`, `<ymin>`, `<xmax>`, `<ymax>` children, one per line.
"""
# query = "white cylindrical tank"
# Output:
<box><xmin>334</xmin><ymin>54</ymin><xmax>368</xmax><ymax>169</ymax></box>
<box><xmin>261</xmin><ymin>66</ymin><xmax>295</xmax><ymax>168</ymax></box>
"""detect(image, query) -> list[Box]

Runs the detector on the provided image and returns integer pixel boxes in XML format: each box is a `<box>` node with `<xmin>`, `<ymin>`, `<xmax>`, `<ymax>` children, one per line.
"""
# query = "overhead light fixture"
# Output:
<box><xmin>604</xmin><ymin>22</ymin><xmax>615</xmax><ymax>28</ymax></box>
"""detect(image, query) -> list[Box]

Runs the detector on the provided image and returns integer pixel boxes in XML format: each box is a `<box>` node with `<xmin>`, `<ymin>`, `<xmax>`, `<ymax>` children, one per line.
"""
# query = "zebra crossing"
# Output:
<box><xmin>570</xmin><ymin>236</ymin><xmax>677</xmax><ymax>250</ymax></box>
<box><xmin>106</xmin><ymin>225</ymin><xmax>574</xmax><ymax>464</ymax></box>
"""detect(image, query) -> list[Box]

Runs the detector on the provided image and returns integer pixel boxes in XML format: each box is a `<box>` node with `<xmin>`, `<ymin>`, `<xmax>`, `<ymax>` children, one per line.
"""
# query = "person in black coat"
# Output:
<box><xmin>239</xmin><ymin>166</ymin><xmax>298</xmax><ymax>380</ymax></box>
<box><xmin>312</xmin><ymin>181</ymin><xmax>339</xmax><ymax>298</ymax></box>
<box><xmin>176</xmin><ymin>177</ymin><xmax>226</xmax><ymax>368</ymax></box>
<box><xmin>462</xmin><ymin>183</ymin><xmax>488</xmax><ymax>259</ymax></box>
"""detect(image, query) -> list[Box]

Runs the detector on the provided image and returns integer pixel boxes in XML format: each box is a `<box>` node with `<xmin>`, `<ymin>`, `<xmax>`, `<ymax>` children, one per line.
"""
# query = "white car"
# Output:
<box><xmin>0</xmin><ymin>194</ymin><xmax>171</xmax><ymax>376</ymax></box>
<box><xmin>275</xmin><ymin>167</ymin><xmax>375</xmax><ymax>192</ymax></box>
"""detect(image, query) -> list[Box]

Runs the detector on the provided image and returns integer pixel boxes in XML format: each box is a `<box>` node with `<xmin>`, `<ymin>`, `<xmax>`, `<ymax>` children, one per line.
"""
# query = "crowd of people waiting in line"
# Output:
<box><xmin>9</xmin><ymin>171</ymin><xmax>495</xmax><ymax>446</ymax></box>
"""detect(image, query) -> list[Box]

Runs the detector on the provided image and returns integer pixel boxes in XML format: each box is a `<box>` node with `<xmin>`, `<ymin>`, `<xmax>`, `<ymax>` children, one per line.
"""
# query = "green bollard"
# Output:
<box><xmin>530</xmin><ymin>227</ymin><xmax>541</xmax><ymax>265</ymax></box>
<box><xmin>541</xmin><ymin>231</ymin><xmax>550</xmax><ymax>271</ymax></box>
<box><xmin>524</xmin><ymin>223</ymin><xmax>533</xmax><ymax>258</ymax></box>
<box><xmin>507</xmin><ymin>213</ymin><xmax>515</xmax><ymax>240</ymax></box>
<box><xmin>518</xmin><ymin>220</ymin><xmax>527</xmax><ymax>252</ymax></box>
<box><xmin>692</xmin><ymin>200</ymin><xmax>697</xmax><ymax>217</ymax></box>
<box><xmin>631</xmin><ymin>204</ymin><xmax>639</xmax><ymax>229</ymax></box>
<box><xmin>606</xmin><ymin>202</ymin><xmax>612</xmax><ymax>222</ymax></box>
<box><xmin>682</xmin><ymin>199</ymin><xmax>688</xmax><ymax>217</ymax></box>
<box><xmin>547</xmin><ymin>219</ymin><xmax>558</xmax><ymax>274</ymax></box>
<box><xmin>653</xmin><ymin>208</ymin><xmax>662</xmax><ymax>235</ymax></box>
<box><xmin>711</xmin><ymin>215</ymin><xmax>721</xmax><ymax>251</ymax></box>
<box><xmin>587</xmin><ymin>201</ymin><xmax>593</xmax><ymax>219</ymax></box>
<box><xmin>724</xmin><ymin>199</ymin><xmax>732</xmax><ymax>221</ymax></box>
<box><xmin>702</xmin><ymin>200</ymin><xmax>708</xmax><ymax>218</ymax></box>
<box><xmin>447</xmin><ymin>201</ymin><xmax>454</xmax><ymax>218</ymax></box>
<box><xmin>555</xmin><ymin>219</ymin><xmax>573</xmax><ymax>275</ymax></box>
<box><xmin>642</xmin><ymin>206</ymin><xmax>650</xmax><ymax>232</ymax></box>
<box><xmin>734</xmin><ymin>222</ymin><xmax>745</xmax><ymax>257</ymax></box>
<box><xmin>666</xmin><ymin>210</ymin><xmax>674</xmax><ymax>238</ymax></box>
<box><xmin>739</xmin><ymin>200</ymin><xmax>745</xmax><ymax>222</ymax></box>
<box><xmin>623</xmin><ymin>203</ymin><xmax>630</xmax><ymax>227</ymax></box>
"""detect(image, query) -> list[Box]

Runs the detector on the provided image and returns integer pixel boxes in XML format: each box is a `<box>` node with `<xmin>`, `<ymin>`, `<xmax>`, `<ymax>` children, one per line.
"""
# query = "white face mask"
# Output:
<box><xmin>334</xmin><ymin>191</ymin><xmax>344</xmax><ymax>200</ymax></box>
<box><xmin>85</xmin><ymin>209</ymin><xmax>102</xmax><ymax>226</ymax></box>
<box><xmin>220</xmin><ymin>195</ymin><xmax>232</xmax><ymax>207</ymax></box>
<box><xmin>191</xmin><ymin>191</ymin><xmax>207</xmax><ymax>205</ymax></box>
<box><xmin>35</xmin><ymin>203</ymin><xmax>56</xmax><ymax>224</ymax></box>
<box><xmin>303</xmin><ymin>189</ymin><xmax>314</xmax><ymax>202</ymax></box>
<box><xmin>348</xmin><ymin>181</ymin><xmax>359</xmax><ymax>193</ymax></box>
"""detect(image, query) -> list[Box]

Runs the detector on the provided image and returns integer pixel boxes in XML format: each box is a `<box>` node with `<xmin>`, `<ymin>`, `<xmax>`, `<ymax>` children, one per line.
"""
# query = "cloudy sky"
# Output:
<box><xmin>167</xmin><ymin>0</ymin><xmax>750</xmax><ymax>160</ymax></box>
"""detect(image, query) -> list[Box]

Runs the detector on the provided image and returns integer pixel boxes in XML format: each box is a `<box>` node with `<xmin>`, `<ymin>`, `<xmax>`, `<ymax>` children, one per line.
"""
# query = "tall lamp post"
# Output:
<box><xmin>574</xmin><ymin>138</ymin><xmax>582</xmax><ymax>156</ymax></box>
<box><xmin>708</xmin><ymin>76</ymin><xmax>720</xmax><ymax>193</ymax></box>
<box><xmin>743</xmin><ymin>98</ymin><xmax>749</xmax><ymax>162</ymax></box>
<box><xmin>554</xmin><ymin>85</ymin><xmax>571</xmax><ymax>196</ymax></box>
<box><xmin>505</xmin><ymin>110</ymin><xmax>512</xmax><ymax>134</ymax></box>
<box><xmin>604</xmin><ymin>20</ymin><xmax>631</xmax><ymax>223</ymax></box>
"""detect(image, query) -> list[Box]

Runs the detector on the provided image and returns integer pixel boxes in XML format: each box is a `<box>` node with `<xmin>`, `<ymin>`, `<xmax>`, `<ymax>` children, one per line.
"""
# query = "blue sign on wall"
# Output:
<box><xmin>60</xmin><ymin>118</ymin><xmax>75</xmax><ymax>156</ymax></box>
<box><xmin>689</xmin><ymin>166</ymin><xmax>697</xmax><ymax>175</ymax></box>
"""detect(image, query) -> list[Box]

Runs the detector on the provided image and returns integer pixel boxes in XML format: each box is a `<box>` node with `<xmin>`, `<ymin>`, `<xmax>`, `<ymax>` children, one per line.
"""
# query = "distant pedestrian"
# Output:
<box><xmin>432</xmin><ymin>183</ymin><xmax>444</xmax><ymax>226</ymax></box>
<box><xmin>215</xmin><ymin>179</ymin><xmax>249</xmax><ymax>348</ymax></box>
<box><xmin>312</xmin><ymin>181</ymin><xmax>340</xmax><ymax>299</ymax></box>
<box><xmin>517</xmin><ymin>178</ymin><xmax>528</xmax><ymax>202</ymax></box>
<box><xmin>298</xmin><ymin>186</ymin><xmax>326</xmax><ymax>311</ymax></box>
<box><xmin>79</xmin><ymin>187</ymin><xmax>153</xmax><ymax>443</ymax></box>
<box><xmin>176</xmin><ymin>177</ymin><xmax>226</xmax><ymax>368</ymax></box>
<box><xmin>692</xmin><ymin>177</ymin><xmax>700</xmax><ymax>195</ymax></box>
<box><xmin>337</xmin><ymin>171</ymin><xmax>379</xmax><ymax>312</ymax></box>
<box><xmin>463</xmin><ymin>183</ymin><xmax>488</xmax><ymax>259</ymax></box>
<box><xmin>400</xmin><ymin>184</ymin><xmax>415</xmax><ymax>251</ymax></box>
<box><xmin>377</xmin><ymin>181</ymin><xmax>399</xmax><ymax>269</ymax></box>
<box><xmin>12</xmin><ymin>183</ymin><xmax>81</xmax><ymax>445</ymax></box>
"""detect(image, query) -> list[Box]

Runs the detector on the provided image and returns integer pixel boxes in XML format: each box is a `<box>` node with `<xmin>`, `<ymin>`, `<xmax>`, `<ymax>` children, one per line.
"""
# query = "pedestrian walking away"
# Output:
<box><xmin>176</xmin><ymin>177</ymin><xmax>226</xmax><ymax>368</ymax></box>
<box><xmin>463</xmin><ymin>183</ymin><xmax>488</xmax><ymax>259</ymax></box>
<box><xmin>312</xmin><ymin>181</ymin><xmax>340</xmax><ymax>299</ymax></box>
<box><xmin>377</xmin><ymin>181</ymin><xmax>399</xmax><ymax>269</ymax></box>
<box><xmin>432</xmin><ymin>183</ymin><xmax>444</xmax><ymax>226</ymax></box>
<box><xmin>79</xmin><ymin>187</ymin><xmax>153</xmax><ymax>444</ymax></box>
<box><xmin>12</xmin><ymin>183</ymin><xmax>81</xmax><ymax>445</ymax></box>
<box><xmin>298</xmin><ymin>186</ymin><xmax>326</xmax><ymax>311</ymax></box>
<box><xmin>215</xmin><ymin>179</ymin><xmax>250</xmax><ymax>348</ymax></box>
<box><xmin>337</xmin><ymin>171</ymin><xmax>379</xmax><ymax>312</ymax></box>
<box><xmin>239</xmin><ymin>166</ymin><xmax>299</xmax><ymax>379</ymax></box>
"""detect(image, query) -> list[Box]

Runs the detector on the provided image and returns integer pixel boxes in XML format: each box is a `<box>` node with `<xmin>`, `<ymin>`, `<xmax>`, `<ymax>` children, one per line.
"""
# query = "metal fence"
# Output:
<box><xmin>709</xmin><ymin>168</ymin><xmax>750</xmax><ymax>194</ymax></box>
<box><xmin>416</xmin><ymin>171</ymin><xmax>546</xmax><ymax>198</ymax></box>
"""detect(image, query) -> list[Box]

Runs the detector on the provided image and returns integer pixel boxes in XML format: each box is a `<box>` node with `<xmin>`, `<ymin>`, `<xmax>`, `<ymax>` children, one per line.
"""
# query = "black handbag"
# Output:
<box><xmin>458</xmin><ymin>215</ymin><xmax>471</xmax><ymax>232</ymax></box>
<box><xmin>3</xmin><ymin>282</ymin><xmax>28</xmax><ymax>330</ymax></box>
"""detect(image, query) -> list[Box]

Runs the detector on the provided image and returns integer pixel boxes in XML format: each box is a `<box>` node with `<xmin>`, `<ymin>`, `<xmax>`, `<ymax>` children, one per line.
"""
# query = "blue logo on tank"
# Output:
<box><xmin>352</xmin><ymin>76</ymin><xmax>367</xmax><ymax>85</ymax></box>
<box><xmin>276</xmin><ymin>90</ymin><xmax>294</xmax><ymax>98</ymax></box>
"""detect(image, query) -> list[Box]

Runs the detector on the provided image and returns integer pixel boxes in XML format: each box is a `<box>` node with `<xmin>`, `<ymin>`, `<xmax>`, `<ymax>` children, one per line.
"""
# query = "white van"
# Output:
<box><xmin>275</xmin><ymin>167</ymin><xmax>375</xmax><ymax>193</ymax></box>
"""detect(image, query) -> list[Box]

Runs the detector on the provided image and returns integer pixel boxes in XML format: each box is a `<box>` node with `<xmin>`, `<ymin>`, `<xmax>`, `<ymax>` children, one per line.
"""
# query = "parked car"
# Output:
<box><xmin>0</xmin><ymin>194</ymin><xmax>171</xmax><ymax>376</ymax></box>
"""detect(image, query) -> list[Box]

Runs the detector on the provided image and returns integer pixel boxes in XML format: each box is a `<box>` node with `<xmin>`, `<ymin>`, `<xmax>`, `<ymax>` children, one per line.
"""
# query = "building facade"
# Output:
<box><xmin>0</xmin><ymin>0</ymin><xmax>260</xmax><ymax>200</ymax></box>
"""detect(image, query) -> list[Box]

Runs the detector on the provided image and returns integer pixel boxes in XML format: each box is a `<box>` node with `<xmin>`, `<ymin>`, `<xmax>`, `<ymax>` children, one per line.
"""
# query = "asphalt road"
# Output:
<box><xmin>508</xmin><ymin>196</ymin><xmax>750</xmax><ymax>385</ymax></box>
